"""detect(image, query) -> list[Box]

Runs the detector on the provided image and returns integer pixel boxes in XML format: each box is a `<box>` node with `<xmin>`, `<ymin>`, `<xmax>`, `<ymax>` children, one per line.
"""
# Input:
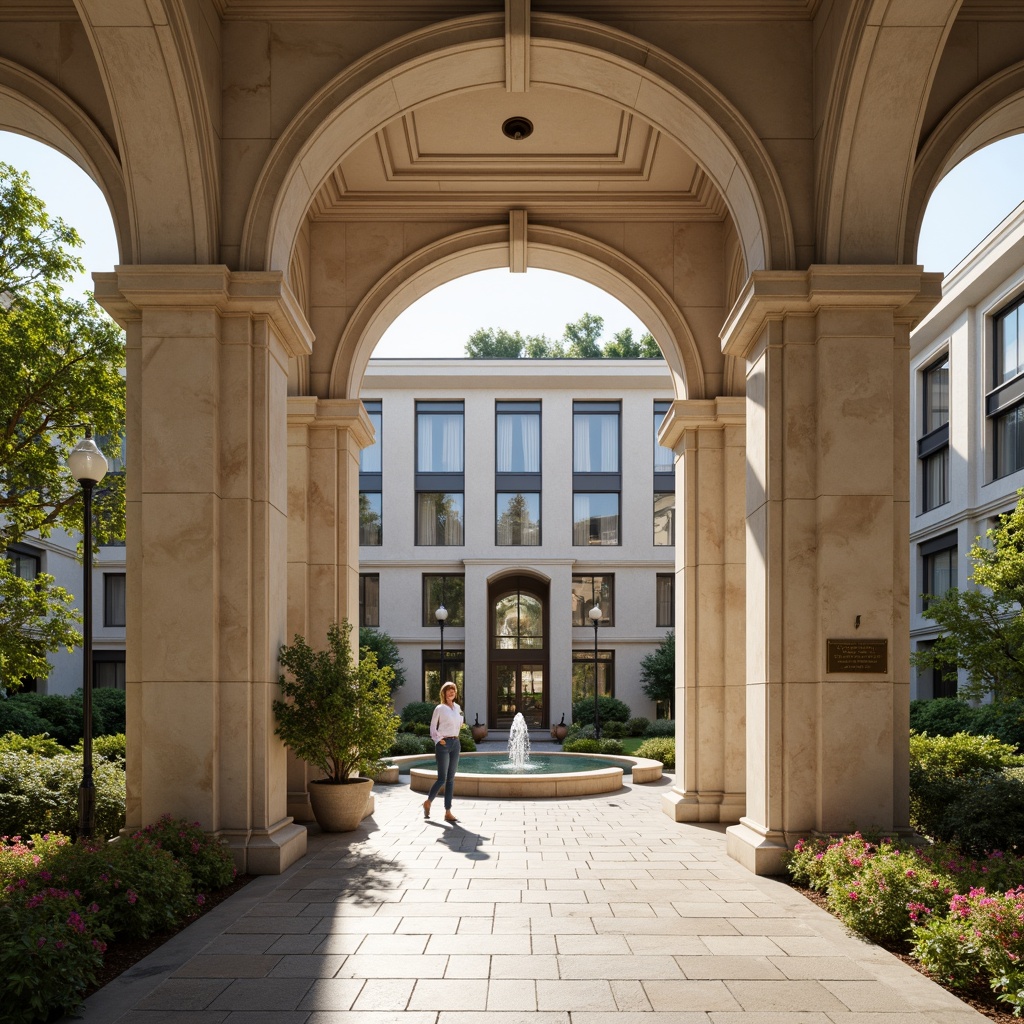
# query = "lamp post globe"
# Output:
<box><xmin>589</xmin><ymin>604</ymin><xmax>602</xmax><ymax>739</ymax></box>
<box><xmin>435</xmin><ymin>604</ymin><xmax>448</xmax><ymax>694</ymax></box>
<box><xmin>68</xmin><ymin>431</ymin><xmax>108</xmax><ymax>841</ymax></box>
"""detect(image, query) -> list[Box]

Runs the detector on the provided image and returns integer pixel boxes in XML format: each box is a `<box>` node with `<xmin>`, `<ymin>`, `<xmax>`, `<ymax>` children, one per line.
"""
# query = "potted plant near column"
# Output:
<box><xmin>273</xmin><ymin>619</ymin><xmax>399</xmax><ymax>832</ymax></box>
<box><xmin>471</xmin><ymin>713</ymin><xmax>488</xmax><ymax>743</ymax></box>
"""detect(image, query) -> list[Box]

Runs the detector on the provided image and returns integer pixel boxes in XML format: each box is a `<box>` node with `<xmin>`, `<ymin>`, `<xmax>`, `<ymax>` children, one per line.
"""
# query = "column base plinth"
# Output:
<box><xmin>222</xmin><ymin>817</ymin><xmax>308</xmax><ymax>875</ymax></box>
<box><xmin>726</xmin><ymin>818</ymin><xmax>789</xmax><ymax>875</ymax></box>
<box><xmin>662</xmin><ymin>788</ymin><xmax>745</xmax><ymax>823</ymax></box>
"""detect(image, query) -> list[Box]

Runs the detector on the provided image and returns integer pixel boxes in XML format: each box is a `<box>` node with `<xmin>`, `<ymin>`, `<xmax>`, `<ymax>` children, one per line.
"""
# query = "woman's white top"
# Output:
<box><xmin>430</xmin><ymin>701</ymin><xmax>464</xmax><ymax>743</ymax></box>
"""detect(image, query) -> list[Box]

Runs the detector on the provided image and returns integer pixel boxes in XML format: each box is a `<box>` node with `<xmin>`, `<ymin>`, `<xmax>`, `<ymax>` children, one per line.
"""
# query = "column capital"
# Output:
<box><xmin>720</xmin><ymin>265</ymin><xmax>943</xmax><ymax>360</ymax></box>
<box><xmin>659</xmin><ymin>396</ymin><xmax>745</xmax><ymax>452</ymax></box>
<box><xmin>287</xmin><ymin>396</ymin><xmax>376</xmax><ymax>450</ymax></box>
<box><xmin>94</xmin><ymin>265</ymin><xmax>313</xmax><ymax>359</ymax></box>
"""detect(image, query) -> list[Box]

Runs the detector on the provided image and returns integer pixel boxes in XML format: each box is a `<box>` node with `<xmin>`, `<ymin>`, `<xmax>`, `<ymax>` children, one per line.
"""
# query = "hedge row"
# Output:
<box><xmin>0</xmin><ymin>690</ymin><xmax>126</xmax><ymax>746</ymax></box>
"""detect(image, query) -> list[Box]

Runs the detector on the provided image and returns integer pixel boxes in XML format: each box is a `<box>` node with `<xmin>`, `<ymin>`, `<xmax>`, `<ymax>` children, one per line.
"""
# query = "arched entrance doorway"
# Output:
<box><xmin>488</xmin><ymin>574</ymin><xmax>549</xmax><ymax>729</ymax></box>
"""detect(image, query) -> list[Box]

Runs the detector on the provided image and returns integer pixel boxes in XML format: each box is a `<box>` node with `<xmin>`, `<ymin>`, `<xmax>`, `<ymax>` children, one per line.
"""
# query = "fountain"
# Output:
<box><xmin>395</xmin><ymin>713</ymin><xmax>664</xmax><ymax>797</ymax></box>
<box><xmin>505</xmin><ymin>712</ymin><xmax>532</xmax><ymax>771</ymax></box>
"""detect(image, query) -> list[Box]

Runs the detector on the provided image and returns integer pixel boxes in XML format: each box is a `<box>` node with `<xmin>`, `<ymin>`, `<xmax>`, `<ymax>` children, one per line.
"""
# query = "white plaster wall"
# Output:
<box><xmin>359</xmin><ymin>358</ymin><xmax>675</xmax><ymax>725</ymax></box>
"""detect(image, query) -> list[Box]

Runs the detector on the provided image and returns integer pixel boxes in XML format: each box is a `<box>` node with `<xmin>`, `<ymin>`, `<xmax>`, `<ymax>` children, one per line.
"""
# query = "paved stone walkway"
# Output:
<box><xmin>73</xmin><ymin>770</ymin><xmax>988</xmax><ymax>1023</ymax></box>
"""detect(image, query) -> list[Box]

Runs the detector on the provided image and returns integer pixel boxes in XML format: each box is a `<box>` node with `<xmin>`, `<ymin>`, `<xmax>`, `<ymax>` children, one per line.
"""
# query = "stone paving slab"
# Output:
<box><xmin>65</xmin><ymin>773</ymin><xmax>990</xmax><ymax>1023</ymax></box>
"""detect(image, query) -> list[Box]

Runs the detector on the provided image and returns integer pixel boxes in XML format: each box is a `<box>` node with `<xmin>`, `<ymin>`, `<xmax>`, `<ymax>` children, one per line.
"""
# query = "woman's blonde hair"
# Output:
<box><xmin>440</xmin><ymin>681</ymin><xmax>458</xmax><ymax>697</ymax></box>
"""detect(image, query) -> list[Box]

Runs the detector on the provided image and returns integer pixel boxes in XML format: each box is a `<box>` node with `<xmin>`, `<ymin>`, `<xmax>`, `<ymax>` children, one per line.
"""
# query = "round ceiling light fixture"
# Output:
<box><xmin>502</xmin><ymin>116</ymin><xmax>534</xmax><ymax>141</ymax></box>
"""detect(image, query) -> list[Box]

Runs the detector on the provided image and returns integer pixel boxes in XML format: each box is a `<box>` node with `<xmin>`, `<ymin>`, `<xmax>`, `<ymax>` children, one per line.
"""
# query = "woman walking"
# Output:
<box><xmin>423</xmin><ymin>681</ymin><xmax>463</xmax><ymax>823</ymax></box>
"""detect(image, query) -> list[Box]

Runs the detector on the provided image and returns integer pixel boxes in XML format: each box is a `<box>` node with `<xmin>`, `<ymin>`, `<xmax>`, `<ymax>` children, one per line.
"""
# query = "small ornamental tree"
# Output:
<box><xmin>913</xmin><ymin>491</ymin><xmax>1024</xmax><ymax>700</ymax></box>
<box><xmin>359</xmin><ymin>626</ymin><xmax>407</xmax><ymax>692</ymax></box>
<box><xmin>273</xmin><ymin>619</ymin><xmax>399</xmax><ymax>783</ymax></box>
<box><xmin>640</xmin><ymin>631</ymin><xmax>675</xmax><ymax>717</ymax></box>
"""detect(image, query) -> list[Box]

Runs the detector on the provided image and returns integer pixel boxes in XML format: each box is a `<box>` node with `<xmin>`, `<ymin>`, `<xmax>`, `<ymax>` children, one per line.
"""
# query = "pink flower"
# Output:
<box><xmin>126</xmin><ymin>889</ymin><xmax>138</xmax><ymax>905</ymax></box>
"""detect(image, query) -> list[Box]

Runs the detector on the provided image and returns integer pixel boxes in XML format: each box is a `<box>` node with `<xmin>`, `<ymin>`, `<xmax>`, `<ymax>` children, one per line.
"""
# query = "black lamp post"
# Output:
<box><xmin>435</xmin><ymin>603</ymin><xmax>448</xmax><ymax>695</ymax></box>
<box><xmin>589</xmin><ymin>603</ymin><xmax>602</xmax><ymax>739</ymax></box>
<box><xmin>68</xmin><ymin>430</ymin><xmax>108</xmax><ymax>841</ymax></box>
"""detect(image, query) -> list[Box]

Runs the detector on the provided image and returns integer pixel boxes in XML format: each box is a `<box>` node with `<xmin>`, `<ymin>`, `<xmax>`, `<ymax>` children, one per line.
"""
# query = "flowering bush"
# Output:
<box><xmin>137</xmin><ymin>815</ymin><xmax>236</xmax><ymax>893</ymax></box>
<box><xmin>912</xmin><ymin>886</ymin><xmax>1024</xmax><ymax>1013</ymax></box>
<box><xmin>0</xmin><ymin>886</ymin><xmax>110</xmax><ymax>1024</ymax></box>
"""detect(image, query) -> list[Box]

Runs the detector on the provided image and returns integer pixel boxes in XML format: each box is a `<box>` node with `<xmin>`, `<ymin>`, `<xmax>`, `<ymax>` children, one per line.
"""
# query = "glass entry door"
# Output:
<box><xmin>492</xmin><ymin>664</ymin><xmax>545</xmax><ymax>729</ymax></box>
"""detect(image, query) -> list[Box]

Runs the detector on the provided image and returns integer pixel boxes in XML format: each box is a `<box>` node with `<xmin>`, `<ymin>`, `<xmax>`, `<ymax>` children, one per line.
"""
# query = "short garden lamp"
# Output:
<box><xmin>589</xmin><ymin>603</ymin><xmax>602</xmax><ymax>739</ymax></box>
<box><xmin>435</xmin><ymin>604</ymin><xmax>448</xmax><ymax>692</ymax></box>
<box><xmin>68</xmin><ymin>430</ymin><xmax>108</xmax><ymax>841</ymax></box>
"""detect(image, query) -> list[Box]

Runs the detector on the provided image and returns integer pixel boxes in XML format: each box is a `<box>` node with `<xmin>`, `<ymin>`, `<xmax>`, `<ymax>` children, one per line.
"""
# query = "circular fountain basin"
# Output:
<box><xmin>391</xmin><ymin>751</ymin><xmax>662</xmax><ymax>798</ymax></box>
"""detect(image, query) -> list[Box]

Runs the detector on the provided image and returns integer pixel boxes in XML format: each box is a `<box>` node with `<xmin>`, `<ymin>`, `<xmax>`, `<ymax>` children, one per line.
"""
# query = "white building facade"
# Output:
<box><xmin>358</xmin><ymin>357</ymin><xmax>675</xmax><ymax>729</ymax></box>
<box><xmin>910</xmin><ymin>203</ymin><xmax>1024</xmax><ymax>700</ymax></box>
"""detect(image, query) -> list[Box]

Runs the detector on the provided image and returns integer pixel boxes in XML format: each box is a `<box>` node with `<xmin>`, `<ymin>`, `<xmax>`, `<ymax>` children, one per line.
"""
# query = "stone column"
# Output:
<box><xmin>95</xmin><ymin>266</ymin><xmax>313</xmax><ymax>874</ymax></box>
<box><xmin>720</xmin><ymin>267</ymin><xmax>941</xmax><ymax>875</ymax></box>
<box><xmin>285</xmin><ymin>397</ymin><xmax>375</xmax><ymax>820</ymax></box>
<box><xmin>660</xmin><ymin>397</ymin><xmax>746</xmax><ymax>824</ymax></box>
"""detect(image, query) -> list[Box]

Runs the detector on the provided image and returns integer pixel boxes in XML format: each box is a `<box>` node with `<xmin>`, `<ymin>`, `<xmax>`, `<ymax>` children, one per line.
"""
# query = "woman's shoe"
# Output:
<box><xmin>444</xmin><ymin>812</ymin><xmax>458</xmax><ymax>822</ymax></box>
<box><xmin>422</xmin><ymin>800</ymin><xmax>431</xmax><ymax>818</ymax></box>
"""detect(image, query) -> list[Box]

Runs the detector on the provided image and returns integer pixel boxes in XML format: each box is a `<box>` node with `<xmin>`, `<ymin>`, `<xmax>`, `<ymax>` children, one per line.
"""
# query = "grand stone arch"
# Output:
<box><xmin>240</xmin><ymin>14</ymin><xmax>794</xmax><ymax>282</ymax></box>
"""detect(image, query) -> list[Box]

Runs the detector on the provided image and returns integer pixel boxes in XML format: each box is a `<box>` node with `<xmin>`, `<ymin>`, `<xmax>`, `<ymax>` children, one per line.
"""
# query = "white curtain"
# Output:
<box><xmin>600</xmin><ymin>414</ymin><xmax>617</xmax><ymax>472</ymax></box>
<box><xmin>497</xmin><ymin>415</ymin><xmax>514</xmax><ymax>473</ymax></box>
<box><xmin>417</xmin><ymin>415</ymin><xmax>433</xmax><ymax>473</ymax></box>
<box><xmin>572</xmin><ymin>493</ymin><xmax>591</xmax><ymax>544</ymax></box>
<box><xmin>521</xmin><ymin>414</ymin><xmax>539</xmax><ymax>472</ymax></box>
<box><xmin>442</xmin><ymin>414</ymin><xmax>463</xmax><ymax>472</ymax></box>
<box><xmin>573</xmin><ymin>415</ymin><xmax>591</xmax><ymax>472</ymax></box>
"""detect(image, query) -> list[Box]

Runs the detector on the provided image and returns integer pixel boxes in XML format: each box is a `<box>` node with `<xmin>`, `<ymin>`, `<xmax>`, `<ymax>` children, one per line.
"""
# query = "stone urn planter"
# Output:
<box><xmin>308</xmin><ymin>777</ymin><xmax>374</xmax><ymax>832</ymax></box>
<box><xmin>470</xmin><ymin>714</ymin><xmax>488</xmax><ymax>743</ymax></box>
<box><xmin>551</xmin><ymin>714</ymin><xmax>568</xmax><ymax>742</ymax></box>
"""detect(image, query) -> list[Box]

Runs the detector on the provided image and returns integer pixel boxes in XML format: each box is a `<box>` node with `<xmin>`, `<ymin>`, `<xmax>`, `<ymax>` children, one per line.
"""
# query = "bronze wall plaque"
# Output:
<box><xmin>826</xmin><ymin>638</ymin><xmax>888</xmax><ymax>674</ymax></box>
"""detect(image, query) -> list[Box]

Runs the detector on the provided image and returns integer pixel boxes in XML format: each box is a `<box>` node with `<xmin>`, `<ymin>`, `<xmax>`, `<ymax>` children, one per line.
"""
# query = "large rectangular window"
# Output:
<box><xmin>573</xmin><ymin>402</ymin><xmax>619</xmax><ymax>472</ymax></box>
<box><xmin>571</xmin><ymin>650</ymin><xmax>614</xmax><ymax>702</ymax></box>
<box><xmin>656</xmin><ymin>573</ymin><xmax>674</xmax><ymax>627</ymax></box>
<box><xmin>7</xmin><ymin>546</ymin><xmax>40</xmax><ymax>581</ymax></box>
<box><xmin>93</xmin><ymin>652</ymin><xmax>126</xmax><ymax>690</ymax></box>
<box><xmin>654</xmin><ymin>493</ymin><xmax>675</xmax><ymax>546</ymax></box>
<box><xmin>423</xmin><ymin>651</ymin><xmax>465</xmax><ymax>704</ymax></box>
<box><xmin>654</xmin><ymin>400</ymin><xmax>673</xmax><ymax>473</ymax></box>
<box><xmin>996</xmin><ymin>404</ymin><xmax>1024</xmax><ymax>479</ymax></box>
<box><xmin>416</xmin><ymin>492</ymin><xmax>464</xmax><ymax>545</ymax></box>
<box><xmin>990</xmin><ymin>299</ymin><xmax>1024</xmax><ymax>478</ymax></box>
<box><xmin>571</xmin><ymin>574</ymin><xmax>614</xmax><ymax>626</ymax></box>
<box><xmin>496</xmin><ymin>402</ymin><xmax>540</xmax><ymax>473</ymax></box>
<box><xmin>360</xmin><ymin>400</ymin><xmax>382</xmax><ymax>473</ymax></box>
<box><xmin>104</xmin><ymin>573</ymin><xmax>126</xmax><ymax>627</ymax></box>
<box><xmin>916</xmin><ymin>640</ymin><xmax>957</xmax><ymax>700</ymax></box>
<box><xmin>920</xmin><ymin>532</ymin><xmax>957</xmax><ymax>610</ymax></box>
<box><xmin>496</xmin><ymin>491</ymin><xmax>540</xmax><ymax>545</ymax></box>
<box><xmin>573</xmin><ymin>492</ymin><xmax>619</xmax><ymax>545</ymax></box>
<box><xmin>920</xmin><ymin>354</ymin><xmax>950</xmax><ymax>511</ymax></box>
<box><xmin>996</xmin><ymin>297</ymin><xmax>1024</xmax><ymax>386</ymax></box>
<box><xmin>422</xmin><ymin>574</ymin><xmax>465</xmax><ymax>627</ymax></box>
<box><xmin>359</xmin><ymin>491</ymin><xmax>382</xmax><ymax>545</ymax></box>
<box><xmin>359</xmin><ymin>573</ymin><xmax>379</xmax><ymax>628</ymax></box>
<box><xmin>417</xmin><ymin>401</ymin><xmax>464</xmax><ymax>473</ymax></box>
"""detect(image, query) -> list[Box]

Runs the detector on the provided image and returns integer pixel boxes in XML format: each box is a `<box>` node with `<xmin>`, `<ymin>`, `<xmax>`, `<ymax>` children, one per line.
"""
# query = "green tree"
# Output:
<box><xmin>602</xmin><ymin>327</ymin><xmax>641</xmax><ymax>358</ymax></box>
<box><xmin>524</xmin><ymin>333</ymin><xmax>564</xmax><ymax>358</ymax></box>
<box><xmin>465</xmin><ymin>327</ymin><xmax>525</xmax><ymax>358</ymax></box>
<box><xmin>359</xmin><ymin>627</ymin><xmax>407</xmax><ymax>693</ymax></box>
<box><xmin>640</xmin><ymin>631</ymin><xmax>675</xmax><ymax>717</ymax></box>
<box><xmin>913</xmin><ymin>492</ymin><xmax>1024</xmax><ymax>701</ymax></box>
<box><xmin>638</xmin><ymin>331</ymin><xmax>662</xmax><ymax>358</ymax></box>
<box><xmin>0</xmin><ymin>163</ymin><xmax>126</xmax><ymax>690</ymax></box>
<box><xmin>563</xmin><ymin>312</ymin><xmax>604</xmax><ymax>358</ymax></box>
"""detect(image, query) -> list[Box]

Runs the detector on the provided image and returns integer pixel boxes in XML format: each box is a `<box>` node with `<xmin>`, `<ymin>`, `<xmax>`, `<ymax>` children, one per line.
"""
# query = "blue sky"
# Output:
<box><xmin>3</xmin><ymin>130</ymin><xmax>1023</xmax><ymax>357</ymax></box>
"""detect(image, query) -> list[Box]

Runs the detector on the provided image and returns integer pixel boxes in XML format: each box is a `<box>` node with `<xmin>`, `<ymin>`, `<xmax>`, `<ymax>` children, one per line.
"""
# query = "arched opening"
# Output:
<box><xmin>488</xmin><ymin>574</ymin><xmax>549</xmax><ymax>729</ymax></box>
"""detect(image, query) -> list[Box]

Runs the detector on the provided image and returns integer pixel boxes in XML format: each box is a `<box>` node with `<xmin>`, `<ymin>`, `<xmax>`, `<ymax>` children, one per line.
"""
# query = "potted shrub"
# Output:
<box><xmin>273</xmin><ymin>619</ymin><xmax>398</xmax><ymax>832</ymax></box>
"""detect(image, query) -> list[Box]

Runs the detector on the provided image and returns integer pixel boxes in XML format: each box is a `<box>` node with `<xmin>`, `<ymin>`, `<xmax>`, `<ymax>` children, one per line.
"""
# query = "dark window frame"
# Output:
<box><xmin>656</xmin><ymin>573</ymin><xmax>674</xmax><ymax>627</ymax></box>
<box><xmin>571</xmin><ymin>574</ymin><xmax>614</xmax><ymax>627</ymax></box>
<box><xmin>422</xmin><ymin>573</ymin><xmax>466</xmax><ymax>627</ymax></box>
<box><xmin>104</xmin><ymin>572</ymin><xmax>127</xmax><ymax>627</ymax></box>
<box><xmin>359</xmin><ymin>573</ymin><xmax>380</xmax><ymax>628</ymax></box>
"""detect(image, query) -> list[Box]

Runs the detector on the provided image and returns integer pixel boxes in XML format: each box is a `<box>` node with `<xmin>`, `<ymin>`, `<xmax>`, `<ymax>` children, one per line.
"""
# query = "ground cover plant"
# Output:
<box><xmin>0</xmin><ymin>816</ymin><xmax>238</xmax><ymax>1023</ymax></box>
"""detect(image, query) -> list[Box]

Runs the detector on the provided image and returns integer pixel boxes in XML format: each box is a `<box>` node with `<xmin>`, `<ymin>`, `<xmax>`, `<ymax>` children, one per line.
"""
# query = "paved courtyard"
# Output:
<box><xmin>72</xmin><ymin>768</ymin><xmax>988</xmax><ymax>1024</ymax></box>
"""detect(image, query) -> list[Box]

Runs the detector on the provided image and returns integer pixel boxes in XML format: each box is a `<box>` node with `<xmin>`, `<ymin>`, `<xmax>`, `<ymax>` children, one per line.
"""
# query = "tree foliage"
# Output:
<box><xmin>0</xmin><ymin>163</ymin><xmax>126</xmax><ymax>690</ymax></box>
<box><xmin>274</xmin><ymin>620</ymin><xmax>399</xmax><ymax>783</ymax></box>
<box><xmin>913</xmin><ymin>492</ymin><xmax>1024</xmax><ymax>700</ymax></box>
<box><xmin>464</xmin><ymin>311</ymin><xmax>660</xmax><ymax>360</ymax></box>
<box><xmin>359</xmin><ymin>626</ymin><xmax>407</xmax><ymax>692</ymax></box>
<box><xmin>640</xmin><ymin>631</ymin><xmax>675</xmax><ymax>716</ymax></box>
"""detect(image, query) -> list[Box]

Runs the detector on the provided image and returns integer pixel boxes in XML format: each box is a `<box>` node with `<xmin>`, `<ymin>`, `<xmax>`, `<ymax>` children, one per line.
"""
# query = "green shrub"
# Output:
<box><xmin>909</xmin><ymin>698</ymin><xmax>977</xmax><ymax>739</ymax></box>
<box><xmin>0</xmin><ymin>887</ymin><xmax>110</xmax><ymax>1024</ymax></box>
<box><xmin>412</xmin><ymin>723</ymin><xmax>430</xmax><ymax>737</ymax></box>
<box><xmin>644</xmin><ymin>719</ymin><xmax>675</xmax><ymax>737</ymax></box>
<box><xmin>389</xmin><ymin>733</ymin><xmax>429</xmax><ymax>756</ymax></box>
<box><xmin>458</xmin><ymin>725</ymin><xmax>476</xmax><ymax>752</ymax></box>
<box><xmin>0</xmin><ymin>700</ymin><xmax>50</xmax><ymax>741</ymax></box>
<box><xmin>136</xmin><ymin>815</ymin><xmax>236</xmax><ymax>893</ymax></box>
<box><xmin>635</xmin><ymin>737</ymin><xmax>675</xmax><ymax>769</ymax></box>
<box><xmin>626</xmin><ymin>717</ymin><xmax>650</xmax><ymax>737</ymax></box>
<box><xmin>0</xmin><ymin>732</ymin><xmax>64</xmax><ymax>757</ymax></box>
<box><xmin>400</xmin><ymin>701</ymin><xmax>436</xmax><ymax>726</ymax></box>
<box><xmin>971</xmin><ymin>701</ymin><xmax>1024</xmax><ymax>751</ymax></box>
<box><xmin>598</xmin><ymin>738</ymin><xmax>623</xmax><ymax>754</ymax></box>
<box><xmin>90</xmin><ymin>689</ymin><xmax>126</xmax><ymax>736</ymax></box>
<box><xmin>82</xmin><ymin>733</ymin><xmax>126</xmax><ymax>764</ymax></box>
<box><xmin>0</xmin><ymin>750</ymin><xmax>125</xmax><ymax>840</ymax></box>
<box><xmin>602</xmin><ymin>720</ymin><xmax>625</xmax><ymax>738</ymax></box>
<box><xmin>571</xmin><ymin>696</ymin><xmax>631</xmax><ymax>725</ymax></box>
<box><xmin>563</xmin><ymin>738</ymin><xmax>601</xmax><ymax>753</ymax></box>
<box><xmin>0</xmin><ymin>691</ymin><xmax>125</xmax><ymax>746</ymax></box>
<box><xmin>571</xmin><ymin>724</ymin><xmax>597</xmax><ymax>740</ymax></box>
<box><xmin>910</xmin><ymin>731</ymin><xmax>1024</xmax><ymax>778</ymax></box>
